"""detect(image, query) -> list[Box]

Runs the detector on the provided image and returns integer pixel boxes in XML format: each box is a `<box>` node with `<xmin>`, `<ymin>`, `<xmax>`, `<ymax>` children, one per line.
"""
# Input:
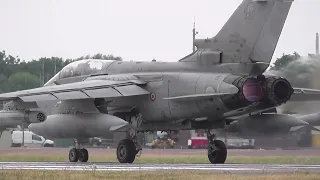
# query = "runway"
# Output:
<box><xmin>0</xmin><ymin>162</ymin><xmax>320</xmax><ymax>173</ymax></box>
<box><xmin>1</xmin><ymin>148</ymin><xmax>320</xmax><ymax>174</ymax></box>
<box><xmin>2</xmin><ymin>147</ymin><xmax>320</xmax><ymax>156</ymax></box>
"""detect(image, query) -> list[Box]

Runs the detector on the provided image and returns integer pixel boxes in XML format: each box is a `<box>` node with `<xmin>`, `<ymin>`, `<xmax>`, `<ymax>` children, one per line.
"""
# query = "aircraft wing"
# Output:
<box><xmin>0</xmin><ymin>79</ymin><xmax>149</xmax><ymax>103</ymax></box>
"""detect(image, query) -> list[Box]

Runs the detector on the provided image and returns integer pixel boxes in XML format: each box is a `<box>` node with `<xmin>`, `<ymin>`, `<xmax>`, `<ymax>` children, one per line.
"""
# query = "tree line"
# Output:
<box><xmin>0</xmin><ymin>51</ymin><xmax>122</xmax><ymax>93</ymax></box>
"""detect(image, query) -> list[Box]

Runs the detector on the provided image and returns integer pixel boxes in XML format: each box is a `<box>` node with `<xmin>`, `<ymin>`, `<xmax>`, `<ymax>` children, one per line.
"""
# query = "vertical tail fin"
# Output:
<box><xmin>191</xmin><ymin>0</ymin><xmax>293</xmax><ymax>65</ymax></box>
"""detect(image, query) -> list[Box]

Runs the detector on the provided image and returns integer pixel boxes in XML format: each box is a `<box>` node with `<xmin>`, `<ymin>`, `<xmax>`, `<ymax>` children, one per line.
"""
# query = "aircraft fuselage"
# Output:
<box><xmin>34</xmin><ymin>59</ymin><xmax>291</xmax><ymax>127</ymax></box>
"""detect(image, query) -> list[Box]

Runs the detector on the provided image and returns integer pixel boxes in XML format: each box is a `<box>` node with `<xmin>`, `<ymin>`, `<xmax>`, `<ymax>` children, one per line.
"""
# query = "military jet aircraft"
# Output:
<box><xmin>1</xmin><ymin>0</ymin><xmax>320</xmax><ymax>164</ymax></box>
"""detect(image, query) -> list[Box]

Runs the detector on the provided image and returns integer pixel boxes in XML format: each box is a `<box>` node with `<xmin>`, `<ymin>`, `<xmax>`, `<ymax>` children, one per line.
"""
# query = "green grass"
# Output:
<box><xmin>0</xmin><ymin>151</ymin><xmax>320</xmax><ymax>164</ymax></box>
<box><xmin>0</xmin><ymin>170</ymin><xmax>319</xmax><ymax>180</ymax></box>
<box><xmin>226</xmin><ymin>156</ymin><xmax>320</xmax><ymax>164</ymax></box>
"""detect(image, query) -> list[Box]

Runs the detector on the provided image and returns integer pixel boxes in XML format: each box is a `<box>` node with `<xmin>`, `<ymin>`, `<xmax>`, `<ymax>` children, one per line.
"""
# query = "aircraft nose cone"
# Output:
<box><xmin>28</xmin><ymin>123</ymin><xmax>45</xmax><ymax>136</ymax></box>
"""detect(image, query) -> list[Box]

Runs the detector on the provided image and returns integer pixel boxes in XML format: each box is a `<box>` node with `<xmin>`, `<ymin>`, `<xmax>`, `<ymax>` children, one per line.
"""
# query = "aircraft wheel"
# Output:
<box><xmin>208</xmin><ymin>140</ymin><xmax>227</xmax><ymax>164</ymax></box>
<box><xmin>117</xmin><ymin>139</ymin><xmax>136</xmax><ymax>163</ymax></box>
<box><xmin>78</xmin><ymin>148</ymin><xmax>89</xmax><ymax>162</ymax></box>
<box><xmin>69</xmin><ymin>148</ymin><xmax>79</xmax><ymax>162</ymax></box>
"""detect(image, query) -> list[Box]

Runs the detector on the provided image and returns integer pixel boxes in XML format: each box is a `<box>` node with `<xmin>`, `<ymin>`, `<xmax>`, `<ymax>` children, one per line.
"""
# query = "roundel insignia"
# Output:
<box><xmin>150</xmin><ymin>93</ymin><xmax>156</xmax><ymax>102</ymax></box>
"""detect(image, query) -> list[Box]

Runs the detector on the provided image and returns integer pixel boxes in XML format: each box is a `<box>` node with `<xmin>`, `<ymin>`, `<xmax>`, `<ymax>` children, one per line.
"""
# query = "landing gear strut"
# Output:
<box><xmin>116</xmin><ymin>112</ymin><xmax>142</xmax><ymax>163</ymax></box>
<box><xmin>69</xmin><ymin>139</ymin><xmax>89</xmax><ymax>162</ymax></box>
<box><xmin>206</xmin><ymin>130</ymin><xmax>227</xmax><ymax>164</ymax></box>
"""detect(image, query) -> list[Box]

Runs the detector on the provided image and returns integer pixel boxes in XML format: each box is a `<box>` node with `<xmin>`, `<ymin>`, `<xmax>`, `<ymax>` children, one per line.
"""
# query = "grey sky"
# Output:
<box><xmin>0</xmin><ymin>0</ymin><xmax>319</xmax><ymax>64</ymax></box>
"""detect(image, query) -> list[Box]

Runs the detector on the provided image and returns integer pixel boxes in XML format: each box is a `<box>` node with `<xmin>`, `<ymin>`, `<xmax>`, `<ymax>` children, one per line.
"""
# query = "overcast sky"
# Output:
<box><xmin>0</xmin><ymin>0</ymin><xmax>319</xmax><ymax>64</ymax></box>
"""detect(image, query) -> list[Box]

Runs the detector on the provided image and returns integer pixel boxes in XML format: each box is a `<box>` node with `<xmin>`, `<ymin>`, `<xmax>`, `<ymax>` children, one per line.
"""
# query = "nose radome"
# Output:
<box><xmin>28</xmin><ymin>123</ymin><xmax>44</xmax><ymax>136</ymax></box>
<box><xmin>108</xmin><ymin>115</ymin><xmax>129</xmax><ymax>131</ymax></box>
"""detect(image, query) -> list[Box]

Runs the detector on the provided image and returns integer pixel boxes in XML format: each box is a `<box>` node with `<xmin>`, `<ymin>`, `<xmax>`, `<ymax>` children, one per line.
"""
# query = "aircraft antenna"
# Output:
<box><xmin>316</xmin><ymin>33</ymin><xmax>319</xmax><ymax>56</ymax></box>
<box><xmin>54</xmin><ymin>58</ymin><xmax>57</xmax><ymax>75</ymax></box>
<box><xmin>42</xmin><ymin>58</ymin><xmax>45</xmax><ymax>86</ymax></box>
<box><xmin>192</xmin><ymin>15</ymin><xmax>198</xmax><ymax>52</ymax></box>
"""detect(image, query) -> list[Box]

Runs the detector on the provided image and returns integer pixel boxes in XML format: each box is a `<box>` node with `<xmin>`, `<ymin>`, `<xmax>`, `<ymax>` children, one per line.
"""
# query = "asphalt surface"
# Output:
<box><xmin>1</xmin><ymin>148</ymin><xmax>320</xmax><ymax>174</ymax></box>
<box><xmin>0</xmin><ymin>162</ymin><xmax>320</xmax><ymax>173</ymax></box>
<box><xmin>1</xmin><ymin>147</ymin><xmax>320</xmax><ymax>157</ymax></box>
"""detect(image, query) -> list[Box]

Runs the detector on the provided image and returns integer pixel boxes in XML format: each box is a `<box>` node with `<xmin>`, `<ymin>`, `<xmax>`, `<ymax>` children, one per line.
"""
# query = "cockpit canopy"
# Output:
<box><xmin>59</xmin><ymin>59</ymin><xmax>115</xmax><ymax>79</ymax></box>
<box><xmin>44</xmin><ymin>59</ymin><xmax>116</xmax><ymax>86</ymax></box>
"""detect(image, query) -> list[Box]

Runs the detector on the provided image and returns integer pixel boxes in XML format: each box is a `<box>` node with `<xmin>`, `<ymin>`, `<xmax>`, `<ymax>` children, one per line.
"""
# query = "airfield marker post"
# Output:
<box><xmin>22</xmin><ymin>124</ymin><xmax>24</xmax><ymax>147</ymax></box>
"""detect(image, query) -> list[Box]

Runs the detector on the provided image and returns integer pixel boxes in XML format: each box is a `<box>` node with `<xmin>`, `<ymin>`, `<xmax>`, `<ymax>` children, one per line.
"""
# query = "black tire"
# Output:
<box><xmin>208</xmin><ymin>140</ymin><xmax>227</xmax><ymax>164</ymax></box>
<box><xmin>69</xmin><ymin>148</ymin><xmax>79</xmax><ymax>162</ymax></box>
<box><xmin>78</xmin><ymin>148</ymin><xmax>89</xmax><ymax>162</ymax></box>
<box><xmin>44</xmin><ymin>143</ymin><xmax>54</xmax><ymax>147</ymax></box>
<box><xmin>11</xmin><ymin>143</ymin><xmax>21</xmax><ymax>147</ymax></box>
<box><xmin>116</xmin><ymin>139</ymin><xmax>136</xmax><ymax>163</ymax></box>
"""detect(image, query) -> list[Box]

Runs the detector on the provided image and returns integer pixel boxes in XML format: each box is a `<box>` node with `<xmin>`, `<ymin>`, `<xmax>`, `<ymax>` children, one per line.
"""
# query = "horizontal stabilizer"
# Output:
<box><xmin>163</xmin><ymin>92</ymin><xmax>236</xmax><ymax>101</ymax></box>
<box><xmin>295</xmin><ymin>113</ymin><xmax>320</xmax><ymax>127</ymax></box>
<box><xmin>290</xmin><ymin>125</ymin><xmax>320</xmax><ymax>132</ymax></box>
<box><xmin>289</xmin><ymin>125</ymin><xmax>308</xmax><ymax>132</ymax></box>
<box><xmin>310</xmin><ymin>126</ymin><xmax>320</xmax><ymax>132</ymax></box>
<box><xmin>289</xmin><ymin>88</ymin><xmax>320</xmax><ymax>101</ymax></box>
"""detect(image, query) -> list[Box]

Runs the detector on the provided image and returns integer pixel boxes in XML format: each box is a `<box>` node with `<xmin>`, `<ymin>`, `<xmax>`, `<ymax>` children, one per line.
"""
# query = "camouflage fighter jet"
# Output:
<box><xmin>0</xmin><ymin>0</ymin><xmax>319</xmax><ymax>164</ymax></box>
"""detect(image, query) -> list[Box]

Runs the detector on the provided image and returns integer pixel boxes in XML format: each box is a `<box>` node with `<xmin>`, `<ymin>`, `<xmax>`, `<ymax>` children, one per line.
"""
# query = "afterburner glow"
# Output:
<box><xmin>242</xmin><ymin>78</ymin><xmax>263</xmax><ymax>102</ymax></box>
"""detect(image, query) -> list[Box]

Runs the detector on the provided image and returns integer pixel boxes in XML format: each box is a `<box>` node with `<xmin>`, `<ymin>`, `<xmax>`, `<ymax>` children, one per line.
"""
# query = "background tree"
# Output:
<box><xmin>268</xmin><ymin>52</ymin><xmax>320</xmax><ymax>115</ymax></box>
<box><xmin>0</xmin><ymin>51</ymin><xmax>122</xmax><ymax>93</ymax></box>
<box><xmin>266</xmin><ymin>52</ymin><xmax>320</xmax><ymax>88</ymax></box>
<box><xmin>6</xmin><ymin>72</ymin><xmax>39</xmax><ymax>92</ymax></box>
<box><xmin>269</xmin><ymin>52</ymin><xmax>300</xmax><ymax>71</ymax></box>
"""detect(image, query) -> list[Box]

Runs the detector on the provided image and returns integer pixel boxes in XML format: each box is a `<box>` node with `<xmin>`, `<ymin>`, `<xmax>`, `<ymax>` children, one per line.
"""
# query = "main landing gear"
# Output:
<box><xmin>69</xmin><ymin>139</ymin><xmax>89</xmax><ymax>162</ymax></box>
<box><xmin>113</xmin><ymin>110</ymin><xmax>227</xmax><ymax>164</ymax></box>
<box><xmin>115</xmin><ymin>130</ymin><xmax>227</xmax><ymax>164</ymax></box>
<box><xmin>206</xmin><ymin>130</ymin><xmax>227</xmax><ymax>164</ymax></box>
<box><xmin>116</xmin><ymin>113</ymin><xmax>142</xmax><ymax>163</ymax></box>
<box><xmin>117</xmin><ymin>139</ymin><xmax>139</xmax><ymax>163</ymax></box>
